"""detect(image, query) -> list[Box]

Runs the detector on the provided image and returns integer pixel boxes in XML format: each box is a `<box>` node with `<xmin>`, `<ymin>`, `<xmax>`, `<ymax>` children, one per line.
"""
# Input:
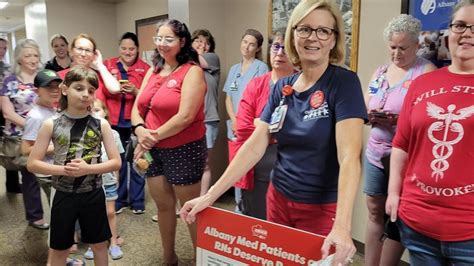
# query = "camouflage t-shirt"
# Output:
<box><xmin>52</xmin><ymin>112</ymin><xmax>102</xmax><ymax>193</ymax></box>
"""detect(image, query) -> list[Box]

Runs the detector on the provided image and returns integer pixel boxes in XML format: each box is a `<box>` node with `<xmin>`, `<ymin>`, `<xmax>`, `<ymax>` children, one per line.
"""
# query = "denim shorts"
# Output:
<box><xmin>397</xmin><ymin>219</ymin><xmax>474</xmax><ymax>265</ymax></box>
<box><xmin>205</xmin><ymin>121</ymin><xmax>219</xmax><ymax>149</ymax></box>
<box><xmin>103</xmin><ymin>183</ymin><xmax>118</xmax><ymax>201</ymax></box>
<box><xmin>363</xmin><ymin>157</ymin><xmax>388</xmax><ymax>196</ymax></box>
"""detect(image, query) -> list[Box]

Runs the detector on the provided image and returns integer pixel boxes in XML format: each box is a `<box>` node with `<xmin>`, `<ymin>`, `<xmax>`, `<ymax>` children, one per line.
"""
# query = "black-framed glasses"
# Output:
<box><xmin>270</xmin><ymin>43</ymin><xmax>285</xmax><ymax>54</ymax></box>
<box><xmin>293</xmin><ymin>25</ymin><xmax>337</xmax><ymax>41</ymax></box>
<box><xmin>449</xmin><ymin>23</ymin><xmax>474</xmax><ymax>34</ymax></box>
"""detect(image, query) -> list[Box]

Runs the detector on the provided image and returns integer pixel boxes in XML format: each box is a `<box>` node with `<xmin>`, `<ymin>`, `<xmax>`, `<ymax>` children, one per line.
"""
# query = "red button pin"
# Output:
<box><xmin>310</xmin><ymin>91</ymin><xmax>325</xmax><ymax>109</ymax></box>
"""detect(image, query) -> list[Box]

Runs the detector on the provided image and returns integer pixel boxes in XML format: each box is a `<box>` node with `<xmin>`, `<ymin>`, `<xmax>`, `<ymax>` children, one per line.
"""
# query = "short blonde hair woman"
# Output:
<box><xmin>285</xmin><ymin>0</ymin><xmax>345</xmax><ymax>66</ymax></box>
<box><xmin>181</xmin><ymin>1</ymin><xmax>367</xmax><ymax>265</ymax></box>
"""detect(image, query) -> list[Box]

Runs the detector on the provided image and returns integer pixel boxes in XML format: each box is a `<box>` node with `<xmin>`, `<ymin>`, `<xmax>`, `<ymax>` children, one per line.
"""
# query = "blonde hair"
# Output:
<box><xmin>93</xmin><ymin>99</ymin><xmax>109</xmax><ymax>121</ymax></box>
<box><xmin>13</xmin><ymin>39</ymin><xmax>41</xmax><ymax>75</ymax></box>
<box><xmin>284</xmin><ymin>0</ymin><xmax>345</xmax><ymax>67</ymax></box>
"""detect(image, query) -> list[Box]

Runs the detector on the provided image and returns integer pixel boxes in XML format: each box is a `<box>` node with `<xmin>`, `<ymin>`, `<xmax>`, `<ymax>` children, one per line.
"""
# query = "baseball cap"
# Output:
<box><xmin>34</xmin><ymin>69</ymin><xmax>62</xmax><ymax>88</ymax></box>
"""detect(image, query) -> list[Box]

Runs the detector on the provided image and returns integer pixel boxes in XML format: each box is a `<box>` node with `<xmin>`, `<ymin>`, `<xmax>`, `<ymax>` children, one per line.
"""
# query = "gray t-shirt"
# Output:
<box><xmin>101</xmin><ymin>129</ymin><xmax>124</xmax><ymax>185</ymax></box>
<box><xmin>202</xmin><ymin>53</ymin><xmax>220</xmax><ymax>122</ymax></box>
<box><xmin>23</xmin><ymin>104</ymin><xmax>57</xmax><ymax>172</ymax></box>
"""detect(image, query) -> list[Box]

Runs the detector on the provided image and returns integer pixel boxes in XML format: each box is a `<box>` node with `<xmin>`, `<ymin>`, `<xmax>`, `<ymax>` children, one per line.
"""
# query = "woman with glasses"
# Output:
<box><xmin>45</xmin><ymin>34</ymin><xmax>71</xmax><ymax>72</ymax></box>
<box><xmin>131</xmin><ymin>19</ymin><xmax>206</xmax><ymax>265</ymax></box>
<box><xmin>181</xmin><ymin>1</ymin><xmax>366</xmax><ymax>265</ymax></box>
<box><xmin>223</xmin><ymin>28</ymin><xmax>268</xmax><ymax>213</ymax></box>
<box><xmin>191</xmin><ymin>29</ymin><xmax>220</xmax><ymax>196</ymax></box>
<box><xmin>386</xmin><ymin>1</ymin><xmax>474</xmax><ymax>264</ymax></box>
<box><xmin>363</xmin><ymin>14</ymin><xmax>436</xmax><ymax>266</ymax></box>
<box><xmin>102</xmin><ymin>32</ymin><xmax>150</xmax><ymax>218</ymax></box>
<box><xmin>58</xmin><ymin>33</ymin><xmax>120</xmax><ymax>97</ymax></box>
<box><xmin>234</xmin><ymin>31</ymin><xmax>294</xmax><ymax>220</ymax></box>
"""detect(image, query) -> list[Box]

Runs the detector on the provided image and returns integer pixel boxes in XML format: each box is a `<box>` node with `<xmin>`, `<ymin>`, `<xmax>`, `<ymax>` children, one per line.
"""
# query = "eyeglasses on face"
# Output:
<box><xmin>450</xmin><ymin>23</ymin><xmax>474</xmax><ymax>34</ymax></box>
<box><xmin>74</xmin><ymin>47</ymin><xmax>94</xmax><ymax>55</ymax></box>
<box><xmin>153</xmin><ymin>36</ymin><xmax>177</xmax><ymax>45</ymax></box>
<box><xmin>270</xmin><ymin>43</ymin><xmax>285</xmax><ymax>54</ymax></box>
<box><xmin>293</xmin><ymin>25</ymin><xmax>337</xmax><ymax>41</ymax></box>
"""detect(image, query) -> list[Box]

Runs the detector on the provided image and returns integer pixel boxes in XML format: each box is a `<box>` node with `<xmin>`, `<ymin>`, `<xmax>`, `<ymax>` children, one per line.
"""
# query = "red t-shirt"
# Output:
<box><xmin>393</xmin><ymin>67</ymin><xmax>474</xmax><ymax>241</ymax></box>
<box><xmin>233</xmin><ymin>72</ymin><xmax>272</xmax><ymax>190</ymax></box>
<box><xmin>137</xmin><ymin>63</ymin><xmax>205</xmax><ymax>148</ymax></box>
<box><xmin>102</xmin><ymin>57</ymin><xmax>150</xmax><ymax>125</ymax></box>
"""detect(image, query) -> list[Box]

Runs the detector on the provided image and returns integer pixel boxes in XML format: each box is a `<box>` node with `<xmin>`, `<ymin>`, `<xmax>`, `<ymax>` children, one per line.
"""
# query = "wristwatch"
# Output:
<box><xmin>132</xmin><ymin>123</ymin><xmax>145</xmax><ymax>135</ymax></box>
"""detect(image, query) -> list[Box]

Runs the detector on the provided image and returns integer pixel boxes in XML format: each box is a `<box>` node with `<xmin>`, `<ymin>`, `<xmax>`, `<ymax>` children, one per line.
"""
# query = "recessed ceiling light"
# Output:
<box><xmin>0</xmin><ymin>2</ymin><xmax>9</xmax><ymax>10</ymax></box>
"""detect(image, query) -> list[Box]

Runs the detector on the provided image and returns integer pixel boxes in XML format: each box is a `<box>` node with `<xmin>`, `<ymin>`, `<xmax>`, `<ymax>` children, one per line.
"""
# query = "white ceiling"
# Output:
<box><xmin>0</xmin><ymin>0</ymin><xmax>32</xmax><ymax>32</ymax></box>
<box><xmin>0</xmin><ymin>0</ymin><xmax>127</xmax><ymax>33</ymax></box>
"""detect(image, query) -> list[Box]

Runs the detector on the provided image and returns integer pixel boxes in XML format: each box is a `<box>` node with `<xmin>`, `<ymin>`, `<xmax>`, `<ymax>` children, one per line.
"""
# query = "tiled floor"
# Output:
<box><xmin>0</xmin><ymin>168</ymin><xmax>364</xmax><ymax>265</ymax></box>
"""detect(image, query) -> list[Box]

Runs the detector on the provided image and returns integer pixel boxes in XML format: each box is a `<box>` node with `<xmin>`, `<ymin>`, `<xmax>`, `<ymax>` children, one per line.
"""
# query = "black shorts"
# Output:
<box><xmin>49</xmin><ymin>188</ymin><xmax>111</xmax><ymax>250</ymax></box>
<box><xmin>145</xmin><ymin>138</ymin><xmax>207</xmax><ymax>185</ymax></box>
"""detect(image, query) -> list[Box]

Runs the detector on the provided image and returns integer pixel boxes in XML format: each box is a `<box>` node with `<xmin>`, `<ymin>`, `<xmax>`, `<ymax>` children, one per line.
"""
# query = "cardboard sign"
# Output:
<box><xmin>196</xmin><ymin>207</ymin><xmax>335</xmax><ymax>266</ymax></box>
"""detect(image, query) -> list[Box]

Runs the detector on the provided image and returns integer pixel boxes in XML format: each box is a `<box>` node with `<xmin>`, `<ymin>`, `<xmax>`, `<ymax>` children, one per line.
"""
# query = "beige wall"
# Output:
<box><xmin>355</xmin><ymin>0</ymin><xmax>409</xmax><ymax>261</ymax></box>
<box><xmin>188</xmin><ymin>0</ymin><xmax>271</xmax><ymax>182</ymax></box>
<box><xmin>115</xmin><ymin>0</ymin><xmax>168</xmax><ymax>38</ymax></box>
<box><xmin>354</xmin><ymin>0</ymin><xmax>401</xmax><ymax>241</ymax></box>
<box><xmin>45</xmin><ymin>0</ymin><xmax>118</xmax><ymax>59</ymax></box>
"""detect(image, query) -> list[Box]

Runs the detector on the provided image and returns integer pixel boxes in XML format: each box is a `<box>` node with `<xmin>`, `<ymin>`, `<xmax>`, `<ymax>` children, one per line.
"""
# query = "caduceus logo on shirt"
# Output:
<box><xmin>427</xmin><ymin>102</ymin><xmax>474</xmax><ymax>182</ymax></box>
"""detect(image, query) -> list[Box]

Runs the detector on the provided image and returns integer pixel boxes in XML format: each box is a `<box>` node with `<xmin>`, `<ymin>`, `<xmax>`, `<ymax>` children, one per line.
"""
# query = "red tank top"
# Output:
<box><xmin>137</xmin><ymin>63</ymin><xmax>205</xmax><ymax>148</ymax></box>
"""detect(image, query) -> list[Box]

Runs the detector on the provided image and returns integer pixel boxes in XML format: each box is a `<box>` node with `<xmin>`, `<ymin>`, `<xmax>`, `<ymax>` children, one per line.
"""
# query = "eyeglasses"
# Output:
<box><xmin>270</xmin><ymin>43</ymin><xmax>285</xmax><ymax>54</ymax></box>
<box><xmin>153</xmin><ymin>36</ymin><xmax>177</xmax><ymax>45</ymax></box>
<box><xmin>74</xmin><ymin>47</ymin><xmax>94</xmax><ymax>55</ymax></box>
<box><xmin>449</xmin><ymin>23</ymin><xmax>474</xmax><ymax>34</ymax></box>
<box><xmin>293</xmin><ymin>25</ymin><xmax>337</xmax><ymax>41</ymax></box>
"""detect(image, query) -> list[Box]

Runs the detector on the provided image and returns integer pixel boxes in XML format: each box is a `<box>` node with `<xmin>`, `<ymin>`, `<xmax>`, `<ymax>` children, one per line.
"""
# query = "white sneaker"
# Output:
<box><xmin>84</xmin><ymin>247</ymin><xmax>94</xmax><ymax>260</ymax></box>
<box><xmin>109</xmin><ymin>245</ymin><xmax>123</xmax><ymax>260</ymax></box>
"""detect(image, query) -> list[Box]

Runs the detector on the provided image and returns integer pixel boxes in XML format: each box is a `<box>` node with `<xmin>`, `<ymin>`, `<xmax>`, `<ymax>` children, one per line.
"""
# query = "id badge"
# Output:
<box><xmin>230</xmin><ymin>81</ymin><xmax>238</xmax><ymax>91</ymax></box>
<box><xmin>269</xmin><ymin>105</ymin><xmax>288</xmax><ymax>133</ymax></box>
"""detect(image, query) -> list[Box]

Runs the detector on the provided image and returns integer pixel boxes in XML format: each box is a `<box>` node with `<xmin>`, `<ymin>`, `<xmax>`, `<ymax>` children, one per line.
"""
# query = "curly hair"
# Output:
<box><xmin>152</xmin><ymin>19</ymin><xmax>199</xmax><ymax>72</ymax></box>
<box><xmin>383</xmin><ymin>14</ymin><xmax>421</xmax><ymax>42</ymax></box>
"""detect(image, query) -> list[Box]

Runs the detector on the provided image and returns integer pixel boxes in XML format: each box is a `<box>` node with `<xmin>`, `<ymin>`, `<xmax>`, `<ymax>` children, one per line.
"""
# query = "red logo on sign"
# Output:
<box><xmin>310</xmin><ymin>91</ymin><xmax>325</xmax><ymax>109</ymax></box>
<box><xmin>251</xmin><ymin>225</ymin><xmax>268</xmax><ymax>240</ymax></box>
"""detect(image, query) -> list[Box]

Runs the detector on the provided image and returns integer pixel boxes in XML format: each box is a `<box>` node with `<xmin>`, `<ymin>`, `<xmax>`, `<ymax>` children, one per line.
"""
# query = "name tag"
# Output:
<box><xmin>269</xmin><ymin>105</ymin><xmax>288</xmax><ymax>133</ymax></box>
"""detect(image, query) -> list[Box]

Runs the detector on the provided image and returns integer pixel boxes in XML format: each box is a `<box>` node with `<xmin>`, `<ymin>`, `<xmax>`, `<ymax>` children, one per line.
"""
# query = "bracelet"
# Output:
<box><xmin>132</xmin><ymin>123</ymin><xmax>145</xmax><ymax>135</ymax></box>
